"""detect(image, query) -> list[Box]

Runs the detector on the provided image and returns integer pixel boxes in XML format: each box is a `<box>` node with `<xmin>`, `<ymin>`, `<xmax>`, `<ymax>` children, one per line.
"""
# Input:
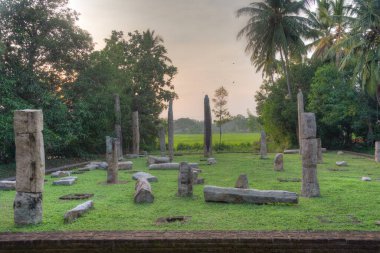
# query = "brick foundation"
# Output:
<box><xmin>1</xmin><ymin>231</ymin><xmax>380</xmax><ymax>252</ymax></box>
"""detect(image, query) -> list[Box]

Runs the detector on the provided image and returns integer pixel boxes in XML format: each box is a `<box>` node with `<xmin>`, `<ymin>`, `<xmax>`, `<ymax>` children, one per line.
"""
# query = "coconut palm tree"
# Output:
<box><xmin>337</xmin><ymin>0</ymin><xmax>380</xmax><ymax>98</ymax></box>
<box><xmin>236</xmin><ymin>0</ymin><xmax>315</xmax><ymax>98</ymax></box>
<box><xmin>307</xmin><ymin>0</ymin><xmax>350</xmax><ymax>63</ymax></box>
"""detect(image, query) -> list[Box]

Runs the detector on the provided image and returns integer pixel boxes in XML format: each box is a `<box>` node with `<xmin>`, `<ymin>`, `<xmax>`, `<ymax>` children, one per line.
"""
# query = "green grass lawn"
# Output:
<box><xmin>1</xmin><ymin>152</ymin><xmax>380</xmax><ymax>232</ymax></box>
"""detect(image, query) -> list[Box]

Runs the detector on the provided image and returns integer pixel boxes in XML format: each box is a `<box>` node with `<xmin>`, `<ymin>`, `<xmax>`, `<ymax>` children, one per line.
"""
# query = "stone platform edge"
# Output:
<box><xmin>1</xmin><ymin>231</ymin><xmax>380</xmax><ymax>253</ymax></box>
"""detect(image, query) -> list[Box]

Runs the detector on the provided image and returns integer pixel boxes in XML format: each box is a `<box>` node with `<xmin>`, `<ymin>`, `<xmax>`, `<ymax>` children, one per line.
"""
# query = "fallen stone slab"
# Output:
<box><xmin>149</xmin><ymin>163</ymin><xmax>179</xmax><ymax>170</ymax></box>
<box><xmin>118</xmin><ymin>161</ymin><xmax>133</xmax><ymax>170</ymax></box>
<box><xmin>0</xmin><ymin>180</ymin><xmax>16</xmax><ymax>190</ymax></box>
<box><xmin>80</xmin><ymin>161</ymin><xmax>108</xmax><ymax>171</ymax></box>
<box><xmin>132</xmin><ymin>172</ymin><xmax>158</xmax><ymax>182</ymax></box>
<box><xmin>337</xmin><ymin>151</ymin><xmax>344</xmax><ymax>155</ymax></box>
<box><xmin>53</xmin><ymin>176</ymin><xmax>77</xmax><ymax>186</ymax></box>
<box><xmin>134</xmin><ymin>178</ymin><xmax>154</xmax><ymax>203</ymax></box>
<box><xmin>64</xmin><ymin>200</ymin><xmax>94</xmax><ymax>223</ymax></box>
<box><xmin>204</xmin><ymin>185</ymin><xmax>298</xmax><ymax>204</ymax></box>
<box><xmin>51</xmin><ymin>171</ymin><xmax>71</xmax><ymax>178</ymax></box>
<box><xmin>283</xmin><ymin>149</ymin><xmax>299</xmax><ymax>154</ymax></box>
<box><xmin>59</xmin><ymin>193</ymin><xmax>94</xmax><ymax>200</ymax></box>
<box><xmin>277</xmin><ymin>178</ymin><xmax>301</xmax><ymax>182</ymax></box>
<box><xmin>361</xmin><ymin>177</ymin><xmax>371</xmax><ymax>181</ymax></box>
<box><xmin>207</xmin><ymin>158</ymin><xmax>217</xmax><ymax>165</ymax></box>
<box><xmin>336</xmin><ymin>161</ymin><xmax>347</xmax><ymax>166</ymax></box>
<box><xmin>147</xmin><ymin>156</ymin><xmax>170</xmax><ymax>165</ymax></box>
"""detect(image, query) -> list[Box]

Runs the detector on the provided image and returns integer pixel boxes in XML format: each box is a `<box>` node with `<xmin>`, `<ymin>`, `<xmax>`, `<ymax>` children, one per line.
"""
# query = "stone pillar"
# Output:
<box><xmin>274</xmin><ymin>153</ymin><xmax>284</xmax><ymax>171</ymax></box>
<box><xmin>375</xmin><ymin>141</ymin><xmax>380</xmax><ymax>162</ymax></box>
<box><xmin>297</xmin><ymin>90</ymin><xmax>304</xmax><ymax>154</ymax></box>
<box><xmin>106</xmin><ymin>136</ymin><xmax>112</xmax><ymax>162</ymax></box>
<box><xmin>159</xmin><ymin>126</ymin><xmax>166</xmax><ymax>157</ymax></box>
<box><xmin>317</xmin><ymin>138</ymin><xmax>323</xmax><ymax>164</ymax></box>
<box><xmin>13</xmin><ymin>109</ymin><xmax>45</xmax><ymax>225</ymax></box>
<box><xmin>177</xmin><ymin>162</ymin><xmax>193</xmax><ymax>197</ymax></box>
<box><xmin>168</xmin><ymin>100</ymin><xmax>174</xmax><ymax>162</ymax></box>
<box><xmin>300</xmin><ymin>112</ymin><xmax>320</xmax><ymax>197</ymax></box>
<box><xmin>204</xmin><ymin>95</ymin><xmax>212</xmax><ymax>158</ymax></box>
<box><xmin>132</xmin><ymin>111</ymin><xmax>140</xmax><ymax>155</ymax></box>
<box><xmin>107</xmin><ymin>138</ymin><xmax>119</xmax><ymax>184</ymax></box>
<box><xmin>260</xmin><ymin>130</ymin><xmax>267</xmax><ymax>159</ymax></box>
<box><xmin>114</xmin><ymin>94</ymin><xmax>123</xmax><ymax>160</ymax></box>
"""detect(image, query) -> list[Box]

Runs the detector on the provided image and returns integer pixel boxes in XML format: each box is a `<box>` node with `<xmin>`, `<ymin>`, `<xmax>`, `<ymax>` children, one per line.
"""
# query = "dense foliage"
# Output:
<box><xmin>0</xmin><ymin>0</ymin><xmax>177</xmax><ymax>162</ymax></box>
<box><xmin>241</xmin><ymin>0</ymin><xmax>380</xmax><ymax>151</ymax></box>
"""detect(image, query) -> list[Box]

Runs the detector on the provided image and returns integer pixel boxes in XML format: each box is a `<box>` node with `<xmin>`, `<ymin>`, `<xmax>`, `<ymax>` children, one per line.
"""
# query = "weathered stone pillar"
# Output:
<box><xmin>297</xmin><ymin>90</ymin><xmax>304</xmax><ymax>154</ymax></box>
<box><xmin>114</xmin><ymin>94</ymin><xmax>123</xmax><ymax>160</ymax></box>
<box><xmin>13</xmin><ymin>109</ymin><xmax>45</xmax><ymax>225</ymax></box>
<box><xmin>204</xmin><ymin>95</ymin><xmax>212</xmax><ymax>158</ymax></box>
<box><xmin>260</xmin><ymin>130</ymin><xmax>267</xmax><ymax>159</ymax></box>
<box><xmin>274</xmin><ymin>153</ymin><xmax>284</xmax><ymax>171</ymax></box>
<box><xmin>107</xmin><ymin>138</ymin><xmax>119</xmax><ymax>184</ymax></box>
<box><xmin>159</xmin><ymin>126</ymin><xmax>166</xmax><ymax>157</ymax></box>
<box><xmin>106</xmin><ymin>136</ymin><xmax>112</xmax><ymax>162</ymax></box>
<box><xmin>132</xmin><ymin>111</ymin><xmax>140</xmax><ymax>155</ymax></box>
<box><xmin>177</xmin><ymin>162</ymin><xmax>193</xmax><ymax>197</ymax></box>
<box><xmin>317</xmin><ymin>138</ymin><xmax>323</xmax><ymax>164</ymax></box>
<box><xmin>375</xmin><ymin>141</ymin><xmax>380</xmax><ymax>162</ymax></box>
<box><xmin>300</xmin><ymin>112</ymin><xmax>320</xmax><ymax>197</ymax></box>
<box><xmin>168</xmin><ymin>100</ymin><xmax>174</xmax><ymax>162</ymax></box>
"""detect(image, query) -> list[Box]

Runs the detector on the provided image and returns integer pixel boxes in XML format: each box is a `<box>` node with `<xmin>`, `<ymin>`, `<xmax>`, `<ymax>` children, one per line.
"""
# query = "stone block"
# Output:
<box><xmin>300</xmin><ymin>113</ymin><xmax>316</xmax><ymax>139</ymax></box>
<box><xmin>14</xmin><ymin>192</ymin><xmax>42</xmax><ymax>225</ymax></box>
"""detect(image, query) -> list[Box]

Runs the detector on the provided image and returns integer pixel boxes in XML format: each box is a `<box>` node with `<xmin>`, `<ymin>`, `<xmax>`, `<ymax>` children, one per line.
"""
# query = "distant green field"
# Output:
<box><xmin>173</xmin><ymin>133</ymin><xmax>260</xmax><ymax>152</ymax></box>
<box><xmin>174</xmin><ymin>133</ymin><xmax>259</xmax><ymax>146</ymax></box>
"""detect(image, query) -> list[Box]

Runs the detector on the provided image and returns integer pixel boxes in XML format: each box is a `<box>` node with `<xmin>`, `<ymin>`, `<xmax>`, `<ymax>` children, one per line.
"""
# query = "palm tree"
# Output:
<box><xmin>236</xmin><ymin>0</ymin><xmax>315</xmax><ymax>98</ymax></box>
<box><xmin>307</xmin><ymin>0</ymin><xmax>350</xmax><ymax>63</ymax></box>
<box><xmin>337</xmin><ymin>0</ymin><xmax>380</xmax><ymax>99</ymax></box>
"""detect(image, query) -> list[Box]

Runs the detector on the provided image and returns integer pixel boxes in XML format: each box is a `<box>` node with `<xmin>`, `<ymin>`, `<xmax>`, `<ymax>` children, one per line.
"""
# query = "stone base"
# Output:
<box><xmin>14</xmin><ymin>192</ymin><xmax>42</xmax><ymax>225</ymax></box>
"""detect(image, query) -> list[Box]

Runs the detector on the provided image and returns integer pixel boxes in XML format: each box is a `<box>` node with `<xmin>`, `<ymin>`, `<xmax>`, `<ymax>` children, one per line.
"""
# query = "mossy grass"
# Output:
<box><xmin>1</xmin><ymin>152</ymin><xmax>380</xmax><ymax>232</ymax></box>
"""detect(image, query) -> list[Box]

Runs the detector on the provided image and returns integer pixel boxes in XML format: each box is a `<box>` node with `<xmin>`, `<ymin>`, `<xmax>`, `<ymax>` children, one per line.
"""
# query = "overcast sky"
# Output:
<box><xmin>68</xmin><ymin>0</ymin><xmax>263</xmax><ymax>120</ymax></box>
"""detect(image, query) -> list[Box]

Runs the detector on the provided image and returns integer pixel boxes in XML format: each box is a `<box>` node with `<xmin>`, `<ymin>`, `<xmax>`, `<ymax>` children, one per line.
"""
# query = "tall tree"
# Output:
<box><xmin>212</xmin><ymin>86</ymin><xmax>232</xmax><ymax>146</ymax></box>
<box><xmin>236</xmin><ymin>0</ymin><xmax>315</xmax><ymax>98</ymax></box>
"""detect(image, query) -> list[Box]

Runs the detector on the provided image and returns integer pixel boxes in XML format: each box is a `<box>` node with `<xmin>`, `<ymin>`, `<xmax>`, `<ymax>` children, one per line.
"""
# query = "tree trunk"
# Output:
<box><xmin>204</xmin><ymin>95</ymin><xmax>212</xmax><ymax>157</ymax></box>
<box><xmin>168</xmin><ymin>100</ymin><xmax>174</xmax><ymax>162</ymax></box>
<box><xmin>280</xmin><ymin>48</ymin><xmax>292</xmax><ymax>99</ymax></box>
<box><xmin>114</xmin><ymin>94</ymin><xmax>123</xmax><ymax>159</ymax></box>
<box><xmin>132</xmin><ymin>111</ymin><xmax>139</xmax><ymax>155</ymax></box>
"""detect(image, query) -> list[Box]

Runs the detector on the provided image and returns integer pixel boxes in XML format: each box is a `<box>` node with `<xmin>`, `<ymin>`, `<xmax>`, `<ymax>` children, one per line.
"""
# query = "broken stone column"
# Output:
<box><xmin>297</xmin><ymin>89</ymin><xmax>304</xmax><ymax>154</ymax></box>
<box><xmin>274</xmin><ymin>153</ymin><xmax>284</xmax><ymax>171</ymax></box>
<box><xmin>317</xmin><ymin>138</ymin><xmax>323</xmax><ymax>164</ymax></box>
<box><xmin>13</xmin><ymin>109</ymin><xmax>45</xmax><ymax>225</ymax></box>
<box><xmin>132</xmin><ymin>111</ymin><xmax>140</xmax><ymax>155</ymax></box>
<box><xmin>177</xmin><ymin>162</ymin><xmax>193</xmax><ymax>197</ymax></box>
<box><xmin>107</xmin><ymin>138</ymin><xmax>119</xmax><ymax>184</ymax></box>
<box><xmin>260</xmin><ymin>130</ymin><xmax>267</xmax><ymax>159</ymax></box>
<box><xmin>300</xmin><ymin>112</ymin><xmax>320</xmax><ymax>197</ymax></box>
<box><xmin>134</xmin><ymin>178</ymin><xmax>154</xmax><ymax>203</ymax></box>
<box><xmin>235</xmin><ymin>174</ymin><xmax>249</xmax><ymax>189</ymax></box>
<box><xmin>159</xmin><ymin>126</ymin><xmax>166</xmax><ymax>157</ymax></box>
<box><xmin>375</xmin><ymin>141</ymin><xmax>380</xmax><ymax>162</ymax></box>
<box><xmin>114</xmin><ymin>94</ymin><xmax>123</xmax><ymax>160</ymax></box>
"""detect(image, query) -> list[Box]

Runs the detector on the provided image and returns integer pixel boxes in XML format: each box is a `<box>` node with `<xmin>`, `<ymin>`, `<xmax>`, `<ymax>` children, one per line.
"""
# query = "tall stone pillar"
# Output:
<box><xmin>260</xmin><ymin>130</ymin><xmax>267</xmax><ymax>159</ymax></box>
<box><xmin>317</xmin><ymin>138</ymin><xmax>323</xmax><ymax>164</ymax></box>
<box><xmin>159</xmin><ymin>126</ymin><xmax>166</xmax><ymax>157</ymax></box>
<box><xmin>114</xmin><ymin>94</ymin><xmax>123</xmax><ymax>160</ymax></box>
<box><xmin>168</xmin><ymin>100</ymin><xmax>174</xmax><ymax>162</ymax></box>
<box><xmin>107</xmin><ymin>138</ymin><xmax>119</xmax><ymax>184</ymax></box>
<box><xmin>297</xmin><ymin>90</ymin><xmax>304</xmax><ymax>154</ymax></box>
<box><xmin>204</xmin><ymin>95</ymin><xmax>212</xmax><ymax>158</ymax></box>
<box><xmin>300</xmin><ymin>112</ymin><xmax>320</xmax><ymax>197</ymax></box>
<box><xmin>375</xmin><ymin>141</ymin><xmax>380</xmax><ymax>162</ymax></box>
<box><xmin>13</xmin><ymin>110</ymin><xmax>45</xmax><ymax>225</ymax></box>
<box><xmin>106</xmin><ymin>136</ymin><xmax>112</xmax><ymax>162</ymax></box>
<box><xmin>132</xmin><ymin>111</ymin><xmax>140</xmax><ymax>155</ymax></box>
